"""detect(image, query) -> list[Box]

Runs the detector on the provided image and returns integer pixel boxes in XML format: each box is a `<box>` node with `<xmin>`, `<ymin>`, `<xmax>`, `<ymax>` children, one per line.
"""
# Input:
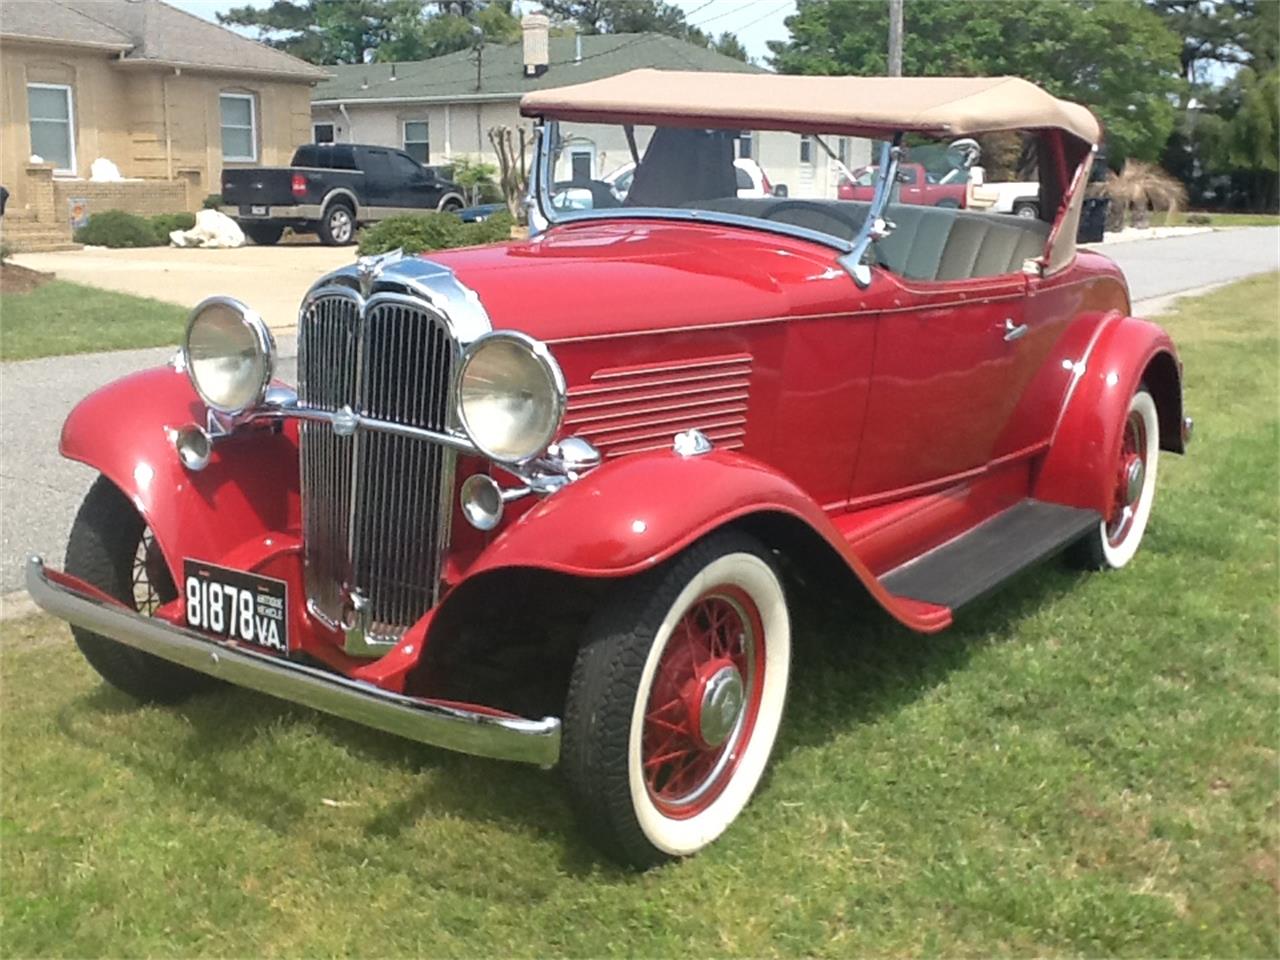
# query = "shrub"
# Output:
<box><xmin>202</xmin><ymin>193</ymin><xmax>224</xmax><ymax>209</ymax></box>
<box><xmin>74</xmin><ymin>210</ymin><xmax>160</xmax><ymax>248</ymax></box>
<box><xmin>1185</xmin><ymin>212</ymin><xmax>1213</xmax><ymax>225</ymax></box>
<box><xmin>148</xmin><ymin>212</ymin><xmax>196</xmax><ymax>238</ymax></box>
<box><xmin>1103</xmin><ymin>161</ymin><xmax>1188</xmax><ymax>229</ymax></box>
<box><xmin>73</xmin><ymin>210</ymin><xmax>197</xmax><ymax>247</ymax></box>
<box><xmin>0</xmin><ymin>242</ymin><xmax>12</xmax><ymax>262</ymax></box>
<box><xmin>357</xmin><ymin>210</ymin><xmax>513</xmax><ymax>256</ymax></box>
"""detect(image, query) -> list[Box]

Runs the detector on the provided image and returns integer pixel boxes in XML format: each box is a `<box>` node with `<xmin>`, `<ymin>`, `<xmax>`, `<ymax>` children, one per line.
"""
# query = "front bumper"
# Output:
<box><xmin>25</xmin><ymin>557</ymin><xmax>561</xmax><ymax>767</ymax></box>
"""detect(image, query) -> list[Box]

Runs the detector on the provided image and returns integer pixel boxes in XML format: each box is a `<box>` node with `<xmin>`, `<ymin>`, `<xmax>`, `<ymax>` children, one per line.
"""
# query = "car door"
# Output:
<box><xmin>386</xmin><ymin>150</ymin><xmax>442</xmax><ymax>211</ymax></box>
<box><xmin>897</xmin><ymin>165</ymin><xmax>925</xmax><ymax>205</ymax></box>
<box><xmin>849</xmin><ymin>238</ymin><xmax>1034</xmax><ymax>501</ymax></box>
<box><xmin>359</xmin><ymin>148</ymin><xmax>396</xmax><ymax>210</ymax></box>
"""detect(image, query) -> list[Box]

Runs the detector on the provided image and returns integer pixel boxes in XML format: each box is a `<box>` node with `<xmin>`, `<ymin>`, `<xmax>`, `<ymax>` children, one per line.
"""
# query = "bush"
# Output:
<box><xmin>73</xmin><ymin>210</ymin><xmax>197</xmax><ymax>247</ymax></box>
<box><xmin>148</xmin><ymin>212</ymin><xmax>196</xmax><ymax>238</ymax></box>
<box><xmin>75</xmin><ymin>210</ymin><xmax>160</xmax><ymax>248</ymax></box>
<box><xmin>1185</xmin><ymin>212</ymin><xmax>1213</xmax><ymax>225</ymax></box>
<box><xmin>202</xmin><ymin>194</ymin><xmax>224</xmax><ymax>209</ymax></box>
<box><xmin>356</xmin><ymin>210</ymin><xmax>513</xmax><ymax>256</ymax></box>
<box><xmin>0</xmin><ymin>242</ymin><xmax>12</xmax><ymax>262</ymax></box>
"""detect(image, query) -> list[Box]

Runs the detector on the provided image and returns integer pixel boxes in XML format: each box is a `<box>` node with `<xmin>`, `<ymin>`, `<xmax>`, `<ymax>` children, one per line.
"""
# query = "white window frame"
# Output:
<box><xmin>402</xmin><ymin>120</ymin><xmax>429</xmax><ymax>163</ymax></box>
<box><xmin>27</xmin><ymin>82</ymin><xmax>76</xmax><ymax>175</ymax></box>
<box><xmin>313</xmin><ymin>122</ymin><xmax>335</xmax><ymax>144</ymax></box>
<box><xmin>220</xmin><ymin>92</ymin><xmax>258</xmax><ymax>163</ymax></box>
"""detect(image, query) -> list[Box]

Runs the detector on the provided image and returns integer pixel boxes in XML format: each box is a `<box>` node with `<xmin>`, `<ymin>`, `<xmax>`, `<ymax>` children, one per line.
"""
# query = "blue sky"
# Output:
<box><xmin>169</xmin><ymin>1</ymin><xmax>798</xmax><ymax>65</ymax></box>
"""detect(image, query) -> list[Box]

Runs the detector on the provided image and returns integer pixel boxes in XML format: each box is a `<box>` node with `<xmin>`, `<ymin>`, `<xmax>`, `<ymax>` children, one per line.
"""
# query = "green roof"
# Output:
<box><xmin>313</xmin><ymin>32</ymin><xmax>763</xmax><ymax>104</ymax></box>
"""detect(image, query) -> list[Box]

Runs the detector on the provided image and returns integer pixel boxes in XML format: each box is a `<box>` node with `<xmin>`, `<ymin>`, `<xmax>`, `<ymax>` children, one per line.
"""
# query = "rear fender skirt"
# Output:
<box><xmin>1034</xmin><ymin>314</ymin><xmax>1183</xmax><ymax>514</ymax></box>
<box><xmin>457</xmin><ymin>449</ymin><xmax>952</xmax><ymax>634</ymax></box>
<box><xmin>58</xmin><ymin>366</ymin><xmax>300</xmax><ymax>590</ymax></box>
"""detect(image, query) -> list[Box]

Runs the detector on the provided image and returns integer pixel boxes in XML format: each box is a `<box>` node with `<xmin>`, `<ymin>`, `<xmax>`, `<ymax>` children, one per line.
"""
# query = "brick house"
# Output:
<box><xmin>1</xmin><ymin>0</ymin><xmax>326</xmax><ymax>250</ymax></box>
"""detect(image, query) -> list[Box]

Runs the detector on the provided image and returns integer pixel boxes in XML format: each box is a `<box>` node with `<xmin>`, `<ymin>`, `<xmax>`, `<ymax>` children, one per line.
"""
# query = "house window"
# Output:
<box><xmin>738</xmin><ymin>132</ymin><xmax>752</xmax><ymax>159</ymax></box>
<box><xmin>837</xmin><ymin>137</ymin><xmax>849</xmax><ymax>165</ymax></box>
<box><xmin>27</xmin><ymin>83</ymin><xmax>75</xmax><ymax>174</ymax></box>
<box><xmin>313</xmin><ymin>123</ymin><xmax>335</xmax><ymax>144</ymax></box>
<box><xmin>220</xmin><ymin>93</ymin><xmax>257</xmax><ymax>162</ymax></box>
<box><xmin>799</xmin><ymin>135</ymin><xmax>814</xmax><ymax>165</ymax></box>
<box><xmin>403</xmin><ymin>121</ymin><xmax>429</xmax><ymax>163</ymax></box>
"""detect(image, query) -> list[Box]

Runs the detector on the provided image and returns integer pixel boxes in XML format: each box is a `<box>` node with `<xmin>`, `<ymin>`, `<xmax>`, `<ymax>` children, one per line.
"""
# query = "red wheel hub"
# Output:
<box><xmin>641</xmin><ymin>586</ymin><xmax>765</xmax><ymax>818</ymax></box>
<box><xmin>1108</xmin><ymin>410</ymin><xmax>1147</xmax><ymax>546</ymax></box>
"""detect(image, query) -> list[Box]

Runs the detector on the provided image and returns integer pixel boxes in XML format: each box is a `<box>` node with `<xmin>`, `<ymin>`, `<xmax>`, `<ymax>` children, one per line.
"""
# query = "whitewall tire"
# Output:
<box><xmin>562</xmin><ymin>531</ymin><xmax>791</xmax><ymax>868</ymax></box>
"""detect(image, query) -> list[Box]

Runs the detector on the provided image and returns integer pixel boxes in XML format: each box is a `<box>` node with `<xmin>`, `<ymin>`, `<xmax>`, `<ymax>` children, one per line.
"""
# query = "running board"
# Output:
<box><xmin>881</xmin><ymin>499</ymin><xmax>1101</xmax><ymax>610</ymax></box>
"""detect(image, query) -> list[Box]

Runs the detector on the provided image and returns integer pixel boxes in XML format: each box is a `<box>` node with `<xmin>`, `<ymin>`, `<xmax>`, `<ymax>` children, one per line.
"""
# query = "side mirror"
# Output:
<box><xmin>772</xmin><ymin>184</ymin><xmax>789</xmax><ymax>198</ymax></box>
<box><xmin>896</xmin><ymin>170</ymin><xmax>913</xmax><ymax>183</ymax></box>
<box><xmin>945</xmin><ymin>137</ymin><xmax>981</xmax><ymax>172</ymax></box>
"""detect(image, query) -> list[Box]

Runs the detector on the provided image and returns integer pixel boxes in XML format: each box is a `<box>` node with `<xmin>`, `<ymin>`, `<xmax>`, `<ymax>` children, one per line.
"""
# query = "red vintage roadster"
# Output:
<box><xmin>29</xmin><ymin>73</ymin><xmax>1189</xmax><ymax>868</ymax></box>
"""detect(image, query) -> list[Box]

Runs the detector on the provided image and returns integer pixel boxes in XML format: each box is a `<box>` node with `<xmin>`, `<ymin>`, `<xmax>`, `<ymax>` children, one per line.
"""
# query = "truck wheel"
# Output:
<box><xmin>1013</xmin><ymin>201</ymin><xmax>1039</xmax><ymax>219</ymax></box>
<box><xmin>562</xmin><ymin>530</ymin><xmax>791</xmax><ymax>868</ymax></box>
<box><xmin>243</xmin><ymin>223</ymin><xmax>284</xmax><ymax>245</ymax></box>
<box><xmin>439</xmin><ymin>196</ymin><xmax>464</xmax><ymax>214</ymax></box>
<box><xmin>318</xmin><ymin>201</ymin><xmax>355</xmax><ymax>245</ymax></box>
<box><xmin>936</xmin><ymin>198</ymin><xmax>961</xmax><ymax>208</ymax></box>
<box><xmin>1067</xmin><ymin>387</ymin><xmax>1160</xmax><ymax>570</ymax></box>
<box><xmin>65</xmin><ymin>477</ymin><xmax>215</xmax><ymax>703</ymax></box>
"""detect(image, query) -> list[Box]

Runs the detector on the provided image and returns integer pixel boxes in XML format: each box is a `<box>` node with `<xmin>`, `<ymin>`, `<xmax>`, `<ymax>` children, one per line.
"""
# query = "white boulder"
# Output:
<box><xmin>170</xmin><ymin>208</ymin><xmax>245</xmax><ymax>248</ymax></box>
<box><xmin>89</xmin><ymin>157</ymin><xmax>124</xmax><ymax>182</ymax></box>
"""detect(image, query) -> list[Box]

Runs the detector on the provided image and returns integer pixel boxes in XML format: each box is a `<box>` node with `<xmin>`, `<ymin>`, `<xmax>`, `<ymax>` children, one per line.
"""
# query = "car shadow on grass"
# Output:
<box><xmin>54</xmin><ymin>557</ymin><xmax>1091</xmax><ymax>875</ymax></box>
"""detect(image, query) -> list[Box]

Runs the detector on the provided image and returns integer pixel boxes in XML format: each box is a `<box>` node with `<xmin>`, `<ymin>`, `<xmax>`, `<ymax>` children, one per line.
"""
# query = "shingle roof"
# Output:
<box><xmin>0</xmin><ymin>0</ymin><xmax>327</xmax><ymax>81</ymax></box>
<box><xmin>313</xmin><ymin>32</ymin><xmax>763</xmax><ymax>104</ymax></box>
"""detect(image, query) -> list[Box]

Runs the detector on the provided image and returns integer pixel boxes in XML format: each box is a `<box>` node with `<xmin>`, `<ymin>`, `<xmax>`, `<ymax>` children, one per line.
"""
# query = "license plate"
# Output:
<box><xmin>184</xmin><ymin>560</ymin><xmax>288</xmax><ymax>653</ymax></box>
<box><xmin>251</xmin><ymin>204</ymin><xmax>267</xmax><ymax>215</ymax></box>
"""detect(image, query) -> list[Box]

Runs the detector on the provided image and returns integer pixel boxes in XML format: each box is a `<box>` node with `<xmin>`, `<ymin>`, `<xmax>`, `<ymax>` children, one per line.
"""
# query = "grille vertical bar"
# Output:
<box><xmin>298</xmin><ymin>292</ymin><xmax>456</xmax><ymax>640</ymax></box>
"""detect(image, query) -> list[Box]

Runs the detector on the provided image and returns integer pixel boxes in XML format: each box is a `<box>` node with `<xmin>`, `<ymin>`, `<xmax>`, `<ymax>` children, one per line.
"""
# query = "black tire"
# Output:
<box><xmin>243</xmin><ymin>222</ymin><xmax>284</xmax><ymax>245</ymax></box>
<box><xmin>439</xmin><ymin>196</ymin><xmax>464</xmax><ymax>214</ymax></box>
<box><xmin>318</xmin><ymin>200</ymin><xmax>355</xmax><ymax>245</ymax></box>
<box><xmin>936</xmin><ymin>198</ymin><xmax>961</xmax><ymax>208</ymax></box>
<box><xmin>64</xmin><ymin>477</ymin><xmax>215</xmax><ymax>703</ymax></box>
<box><xmin>561</xmin><ymin>530</ymin><xmax>791</xmax><ymax>869</ymax></box>
<box><xmin>1013</xmin><ymin>201</ymin><xmax>1039</xmax><ymax>219</ymax></box>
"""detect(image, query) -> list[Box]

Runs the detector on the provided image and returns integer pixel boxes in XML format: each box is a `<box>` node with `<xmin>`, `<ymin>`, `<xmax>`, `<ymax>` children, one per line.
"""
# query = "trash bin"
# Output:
<box><xmin>1078</xmin><ymin>196</ymin><xmax>1109</xmax><ymax>243</ymax></box>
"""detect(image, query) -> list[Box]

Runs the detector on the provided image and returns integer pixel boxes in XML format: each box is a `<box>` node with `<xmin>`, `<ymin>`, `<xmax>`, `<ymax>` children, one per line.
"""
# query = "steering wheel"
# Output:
<box><xmin>552</xmin><ymin>179</ymin><xmax>623</xmax><ymax>210</ymax></box>
<box><xmin>755</xmin><ymin>200</ymin><xmax>863</xmax><ymax>241</ymax></box>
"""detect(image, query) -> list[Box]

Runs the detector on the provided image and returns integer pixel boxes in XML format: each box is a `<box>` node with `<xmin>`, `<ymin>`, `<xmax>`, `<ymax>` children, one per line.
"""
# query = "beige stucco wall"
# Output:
<box><xmin>1</xmin><ymin>38</ymin><xmax>315</xmax><ymax>215</ymax></box>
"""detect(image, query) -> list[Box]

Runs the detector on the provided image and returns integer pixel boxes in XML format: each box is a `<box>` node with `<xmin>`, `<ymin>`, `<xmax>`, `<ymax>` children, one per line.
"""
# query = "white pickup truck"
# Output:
<box><xmin>965</xmin><ymin>166</ymin><xmax>1042</xmax><ymax>219</ymax></box>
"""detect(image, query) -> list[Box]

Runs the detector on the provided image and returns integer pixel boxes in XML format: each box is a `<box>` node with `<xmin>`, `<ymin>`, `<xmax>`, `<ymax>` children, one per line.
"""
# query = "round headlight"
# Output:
<box><xmin>457</xmin><ymin>332</ymin><xmax>565</xmax><ymax>463</ymax></box>
<box><xmin>183</xmin><ymin>297</ymin><xmax>274</xmax><ymax>414</ymax></box>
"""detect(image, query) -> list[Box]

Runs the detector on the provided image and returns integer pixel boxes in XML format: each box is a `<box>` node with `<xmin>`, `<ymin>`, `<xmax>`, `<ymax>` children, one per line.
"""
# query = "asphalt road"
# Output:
<box><xmin>2</xmin><ymin>227</ymin><xmax>1277</xmax><ymax>597</ymax></box>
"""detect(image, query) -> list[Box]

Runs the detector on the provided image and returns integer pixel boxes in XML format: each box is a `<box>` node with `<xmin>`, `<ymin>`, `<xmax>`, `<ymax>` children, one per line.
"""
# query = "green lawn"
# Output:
<box><xmin>0</xmin><ymin>279</ymin><xmax>187</xmax><ymax>361</ymax></box>
<box><xmin>2</xmin><ymin>275</ymin><xmax>1277</xmax><ymax>956</ymax></box>
<box><xmin>1154</xmin><ymin>210</ymin><xmax>1280</xmax><ymax>228</ymax></box>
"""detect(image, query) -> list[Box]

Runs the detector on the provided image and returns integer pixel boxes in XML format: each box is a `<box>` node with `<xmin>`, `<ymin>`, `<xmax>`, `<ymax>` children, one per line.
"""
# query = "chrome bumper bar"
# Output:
<box><xmin>25</xmin><ymin>557</ymin><xmax>561</xmax><ymax>767</ymax></box>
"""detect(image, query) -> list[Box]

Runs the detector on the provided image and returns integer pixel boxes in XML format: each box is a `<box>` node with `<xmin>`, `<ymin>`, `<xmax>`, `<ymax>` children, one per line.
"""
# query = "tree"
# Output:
<box><xmin>540</xmin><ymin>0</ymin><xmax>749</xmax><ymax>61</ymax></box>
<box><xmin>1145</xmin><ymin>0</ymin><xmax>1254</xmax><ymax>83</ymax></box>
<box><xmin>768</xmin><ymin>0</ymin><xmax>1183</xmax><ymax>163</ymax></box>
<box><xmin>218</xmin><ymin>0</ymin><xmax>518</xmax><ymax>65</ymax></box>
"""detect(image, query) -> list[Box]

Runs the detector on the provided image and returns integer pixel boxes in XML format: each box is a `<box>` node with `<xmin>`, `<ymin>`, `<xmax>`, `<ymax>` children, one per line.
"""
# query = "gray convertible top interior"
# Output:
<box><xmin>693</xmin><ymin>198</ymin><xmax>1051</xmax><ymax>282</ymax></box>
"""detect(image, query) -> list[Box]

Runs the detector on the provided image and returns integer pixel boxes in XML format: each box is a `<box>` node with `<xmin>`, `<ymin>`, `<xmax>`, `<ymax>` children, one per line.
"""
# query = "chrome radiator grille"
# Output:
<box><xmin>298</xmin><ymin>292</ymin><xmax>457</xmax><ymax>639</ymax></box>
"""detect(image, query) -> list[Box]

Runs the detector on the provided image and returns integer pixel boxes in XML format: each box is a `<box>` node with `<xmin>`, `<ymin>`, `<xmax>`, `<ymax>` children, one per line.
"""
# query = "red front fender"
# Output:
<box><xmin>1034</xmin><ymin>314</ymin><xmax>1183</xmax><ymax>514</ymax></box>
<box><xmin>58</xmin><ymin>366</ymin><xmax>301</xmax><ymax>590</ymax></box>
<box><xmin>461</xmin><ymin>449</ymin><xmax>952</xmax><ymax>633</ymax></box>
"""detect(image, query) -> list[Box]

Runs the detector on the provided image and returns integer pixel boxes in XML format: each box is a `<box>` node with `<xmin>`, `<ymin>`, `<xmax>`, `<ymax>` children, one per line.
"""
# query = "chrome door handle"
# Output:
<box><xmin>1003</xmin><ymin>318</ymin><xmax>1029</xmax><ymax>342</ymax></box>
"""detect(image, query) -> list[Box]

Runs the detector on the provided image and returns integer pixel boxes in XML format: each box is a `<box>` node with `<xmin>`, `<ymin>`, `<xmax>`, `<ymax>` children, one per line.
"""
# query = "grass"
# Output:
<box><xmin>1152</xmin><ymin>210</ymin><xmax>1280</xmax><ymax>228</ymax></box>
<box><xmin>2</xmin><ymin>275</ymin><xmax>1277</xmax><ymax>956</ymax></box>
<box><xmin>0</xmin><ymin>279</ymin><xmax>187</xmax><ymax>361</ymax></box>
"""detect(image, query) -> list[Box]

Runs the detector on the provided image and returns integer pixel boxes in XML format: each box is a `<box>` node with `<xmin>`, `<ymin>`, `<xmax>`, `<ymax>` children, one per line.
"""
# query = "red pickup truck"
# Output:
<box><xmin>838</xmin><ymin>162</ymin><xmax>967</xmax><ymax>207</ymax></box>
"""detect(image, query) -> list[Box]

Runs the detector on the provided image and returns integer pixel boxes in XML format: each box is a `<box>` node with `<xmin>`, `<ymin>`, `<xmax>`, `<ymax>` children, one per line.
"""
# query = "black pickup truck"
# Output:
<box><xmin>221</xmin><ymin>143</ymin><xmax>466</xmax><ymax>245</ymax></box>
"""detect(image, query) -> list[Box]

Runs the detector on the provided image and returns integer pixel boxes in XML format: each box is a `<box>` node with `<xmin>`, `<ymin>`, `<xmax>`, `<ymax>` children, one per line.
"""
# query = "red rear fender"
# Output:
<box><xmin>59</xmin><ymin>367</ymin><xmax>301</xmax><ymax>588</ymax></box>
<box><xmin>1034</xmin><ymin>315</ymin><xmax>1183</xmax><ymax>514</ymax></box>
<box><xmin>462</xmin><ymin>449</ymin><xmax>952</xmax><ymax>633</ymax></box>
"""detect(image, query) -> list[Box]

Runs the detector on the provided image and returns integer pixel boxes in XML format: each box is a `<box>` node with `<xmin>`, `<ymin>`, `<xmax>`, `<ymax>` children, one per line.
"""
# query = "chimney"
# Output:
<box><xmin>522</xmin><ymin>13</ymin><xmax>549</xmax><ymax>78</ymax></box>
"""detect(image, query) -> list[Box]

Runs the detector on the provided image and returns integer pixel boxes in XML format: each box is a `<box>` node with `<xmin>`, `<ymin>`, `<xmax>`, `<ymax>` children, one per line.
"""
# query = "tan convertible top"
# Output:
<box><xmin>521</xmin><ymin>70</ymin><xmax>1102</xmax><ymax>145</ymax></box>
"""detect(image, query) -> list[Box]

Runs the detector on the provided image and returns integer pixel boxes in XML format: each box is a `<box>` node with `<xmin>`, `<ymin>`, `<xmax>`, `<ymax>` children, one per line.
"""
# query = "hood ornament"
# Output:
<box><xmin>356</xmin><ymin>248</ymin><xmax>404</xmax><ymax>297</ymax></box>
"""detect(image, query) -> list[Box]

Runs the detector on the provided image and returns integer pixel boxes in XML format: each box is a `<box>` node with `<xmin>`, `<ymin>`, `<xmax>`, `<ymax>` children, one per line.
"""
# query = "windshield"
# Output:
<box><xmin>535</xmin><ymin>122</ymin><xmax>1051</xmax><ymax>281</ymax></box>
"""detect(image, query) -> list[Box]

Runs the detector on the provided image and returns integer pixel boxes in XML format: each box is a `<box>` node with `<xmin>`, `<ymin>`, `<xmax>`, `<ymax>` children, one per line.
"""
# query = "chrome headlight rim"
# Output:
<box><xmin>182</xmin><ymin>296</ymin><xmax>275</xmax><ymax>415</ymax></box>
<box><xmin>455</xmin><ymin>330</ymin><xmax>566</xmax><ymax>465</ymax></box>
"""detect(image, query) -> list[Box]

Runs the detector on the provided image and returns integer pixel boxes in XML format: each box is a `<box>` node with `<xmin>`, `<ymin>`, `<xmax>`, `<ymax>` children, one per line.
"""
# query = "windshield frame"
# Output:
<box><xmin>532</xmin><ymin>120</ymin><xmax>862</xmax><ymax>257</ymax></box>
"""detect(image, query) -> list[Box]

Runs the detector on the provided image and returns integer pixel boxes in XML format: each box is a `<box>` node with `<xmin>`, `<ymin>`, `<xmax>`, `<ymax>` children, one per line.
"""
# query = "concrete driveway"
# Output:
<box><xmin>11</xmin><ymin>242</ymin><xmax>355</xmax><ymax>332</ymax></box>
<box><xmin>2</xmin><ymin>227</ymin><xmax>1277</xmax><ymax>602</ymax></box>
